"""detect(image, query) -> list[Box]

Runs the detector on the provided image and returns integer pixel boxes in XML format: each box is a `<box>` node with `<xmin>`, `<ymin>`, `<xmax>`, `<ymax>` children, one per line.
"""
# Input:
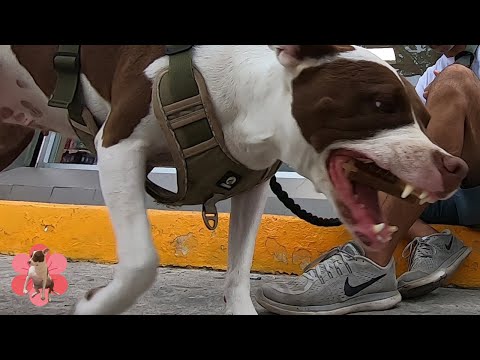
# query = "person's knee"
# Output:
<box><xmin>441</xmin><ymin>63</ymin><xmax>476</xmax><ymax>79</ymax></box>
<box><xmin>430</xmin><ymin>64</ymin><xmax>476</xmax><ymax>100</ymax></box>
<box><xmin>427</xmin><ymin>69</ymin><xmax>472</xmax><ymax>110</ymax></box>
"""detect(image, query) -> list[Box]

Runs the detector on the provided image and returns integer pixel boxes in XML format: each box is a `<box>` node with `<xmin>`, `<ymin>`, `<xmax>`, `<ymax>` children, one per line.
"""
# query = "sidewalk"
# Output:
<box><xmin>1</xmin><ymin>255</ymin><xmax>479</xmax><ymax>315</ymax></box>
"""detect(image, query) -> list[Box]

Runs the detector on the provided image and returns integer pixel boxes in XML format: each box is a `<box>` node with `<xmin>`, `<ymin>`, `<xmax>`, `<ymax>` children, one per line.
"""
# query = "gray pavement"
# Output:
<box><xmin>1</xmin><ymin>254</ymin><xmax>479</xmax><ymax>315</ymax></box>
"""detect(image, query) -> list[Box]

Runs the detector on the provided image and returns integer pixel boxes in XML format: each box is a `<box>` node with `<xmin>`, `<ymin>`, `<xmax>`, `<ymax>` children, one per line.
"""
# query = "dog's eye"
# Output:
<box><xmin>375</xmin><ymin>100</ymin><xmax>395</xmax><ymax>113</ymax></box>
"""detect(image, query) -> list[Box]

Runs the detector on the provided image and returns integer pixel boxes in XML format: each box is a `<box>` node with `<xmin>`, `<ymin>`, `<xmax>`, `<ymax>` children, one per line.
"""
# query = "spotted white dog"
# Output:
<box><xmin>0</xmin><ymin>45</ymin><xmax>468</xmax><ymax>314</ymax></box>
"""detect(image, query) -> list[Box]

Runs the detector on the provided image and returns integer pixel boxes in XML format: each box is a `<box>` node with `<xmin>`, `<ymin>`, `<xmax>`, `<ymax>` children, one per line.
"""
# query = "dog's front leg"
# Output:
<box><xmin>73</xmin><ymin>126</ymin><xmax>158</xmax><ymax>315</ymax></box>
<box><xmin>224</xmin><ymin>180</ymin><xmax>269</xmax><ymax>315</ymax></box>
<box><xmin>41</xmin><ymin>278</ymin><xmax>46</xmax><ymax>300</ymax></box>
<box><xmin>23</xmin><ymin>275</ymin><xmax>30</xmax><ymax>295</ymax></box>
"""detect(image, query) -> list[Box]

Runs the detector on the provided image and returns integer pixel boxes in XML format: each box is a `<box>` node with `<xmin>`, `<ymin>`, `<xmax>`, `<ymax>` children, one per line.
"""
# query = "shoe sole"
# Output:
<box><xmin>255</xmin><ymin>289</ymin><xmax>402</xmax><ymax>315</ymax></box>
<box><xmin>398</xmin><ymin>246</ymin><xmax>472</xmax><ymax>299</ymax></box>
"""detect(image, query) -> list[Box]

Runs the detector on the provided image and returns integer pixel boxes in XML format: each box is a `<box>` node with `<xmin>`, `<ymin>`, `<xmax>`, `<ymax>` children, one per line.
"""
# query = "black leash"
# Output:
<box><xmin>269</xmin><ymin>176</ymin><xmax>342</xmax><ymax>227</ymax></box>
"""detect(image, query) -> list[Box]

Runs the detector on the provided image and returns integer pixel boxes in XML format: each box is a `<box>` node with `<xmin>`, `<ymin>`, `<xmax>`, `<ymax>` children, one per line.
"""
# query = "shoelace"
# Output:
<box><xmin>303</xmin><ymin>248</ymin><xmax>355</xmax><ymax>284</ymax></box>
<box><xmin>402</xmin><ymin>237</ymin><xmax>437</xmax><ymax>269</ymax></box>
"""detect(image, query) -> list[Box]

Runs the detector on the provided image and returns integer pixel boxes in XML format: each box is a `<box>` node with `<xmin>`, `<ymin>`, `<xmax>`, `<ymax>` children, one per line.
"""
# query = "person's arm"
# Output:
<box><xmin>415</xmin><ymin>66</ymin><xmax>436</xmax><ymax>104</ymax></box>
<box><xmin>415</xmin><ymin>55</ymin><xmax>453</xmax><ymax>103</ymax></box>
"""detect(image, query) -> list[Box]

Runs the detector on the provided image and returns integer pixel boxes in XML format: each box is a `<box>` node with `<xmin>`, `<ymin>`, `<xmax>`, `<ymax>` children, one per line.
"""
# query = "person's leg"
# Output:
<box><xmin>408</xmin><ymin>220</ymin><xmax>440</xmax><ymax>241</ymax></box>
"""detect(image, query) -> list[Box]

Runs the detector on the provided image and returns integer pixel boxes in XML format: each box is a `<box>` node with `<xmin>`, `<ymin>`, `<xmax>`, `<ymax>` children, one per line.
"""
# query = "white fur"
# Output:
<box><xmin>73</xmin><ymin>117</ymin><xmax>162</xmax><ymax>314</ymax></box>
<box><xmin>1</xmin><ymin>45</ymin><xmax>459</xmax><ymax>315</ymax></box>
<box><xmin>224</xmin><ymin>181</ymin><xmax>270</xmax><ymax>315</ymax></box>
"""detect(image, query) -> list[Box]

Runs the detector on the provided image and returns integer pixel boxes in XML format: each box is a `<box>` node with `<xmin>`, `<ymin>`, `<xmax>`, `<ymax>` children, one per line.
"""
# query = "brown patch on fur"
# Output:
<box><xmin>11</xmin><ymin>46</ymin><xmax>58</xmax><ymax>96</ymax></box>
<box><xmin>14</xmin><ymin>113</ymin><xmax>25</xmax><ymax>122</ymax></box>
<box><xmin>21</xmin><ymin>100</ymin><xmax>43</xmax><ymax>118</ymax></box>
<box><xmin>0</xmin><ymin>123</ymin><xmax>34</xmax><ymax>171</ymax></box>
<box><xmin>32</xmin><ymin>250</ymin><xmax>45</xmax><ymax>262</ymax></box>
<box><xmin>11</xmin><ymin>45</ymin><xmax>167</xmax><ymax>149</ymax></box>
<box><xmin>291</xmin><ymin>59</ymin><xmax>415</xmax><ymax>153</ymax></box>
<box><xmin>16</xmin><ymin>79</ymin><xmax>27</xmax><ymax>88</ymax></box>
<box><xmin>85</xmin><ymin>285</ymin><xmax>106</xmax><ymax>301</ymax></box>
<box><xmin>97</xmin><ymin>46</ymin><xmax>167</xmax><ymax>147</ymax></box>
<box><xmin>296</xmin><ymin>45</ymin><xmax>355</xmax><ymax>60</ymax></box>
<box><xmin>0</xmin><ymin>107</ymin><xmax>13</xmax><ymax>119</ymax></box>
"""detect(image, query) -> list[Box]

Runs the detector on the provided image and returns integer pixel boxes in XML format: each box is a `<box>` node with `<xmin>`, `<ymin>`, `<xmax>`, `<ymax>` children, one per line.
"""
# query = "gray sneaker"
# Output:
<box><xmin>256</xmin><ymin>242</ymin><xmax>401</xmax><ymax>315</ymax></box>
<box><xmin>397</xmin><ymin>230</ymin><xmax>472</xmax><ymax>299</ymax></box>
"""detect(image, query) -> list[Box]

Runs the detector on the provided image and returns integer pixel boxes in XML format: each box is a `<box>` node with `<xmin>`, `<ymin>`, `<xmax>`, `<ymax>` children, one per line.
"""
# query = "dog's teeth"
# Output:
<box><xmin>401</xmin><ymin>184</ymin><xmax>415</xmax><ymax>199</ymax></box>
<box><xmin>342</xmin><ymin>161</ymin><xmax>358</xmax><ymax>173</ymax></box>
<box><xmin>419</xmin><ymin>196</ymin><xmax>437</xmax><ymax>205</ymax></box>
<box><xmin>354</xmin><ymin>194</ymin><xmax>359</xmax><ymax>201</ymax></box>
<box><xmin>360</xmin><ymin>203</ymin><xmax>365</xmax><ymax>209</ymax></box>
<box><xmin>419</xmin><ymin>191</ymin><xmax>429</xmax><ymax>200</ymax></box>
<box><xmin>373</xmin><ymin>223</ymin><xmax>385</xmax><ymax>234</ymax></box>
<box><xmin>376</xmin><ymin>235</ymin><xmax>384</xmax><ymax>241</ymax></box>
<box><xmin>389</xmin><ymin>225</ymin><xmax>399</xmax><ymax>233</ymax></box>
<box><xmin>419</xmin><ymin>196</ymin><xmax>436</xmax><ymax>205</ymax></box>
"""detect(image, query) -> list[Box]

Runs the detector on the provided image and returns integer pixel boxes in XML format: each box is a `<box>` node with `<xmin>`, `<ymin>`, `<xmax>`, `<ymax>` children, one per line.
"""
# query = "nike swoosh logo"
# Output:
<box><xmin>445</xmin><ymin>236</ymin><xmax>454</xmax><ymax>250</ymax></box>
<box><xmin>344</xmin><ymin>274</ymin><xmax>387</xmax><ymax>297</ymax></box>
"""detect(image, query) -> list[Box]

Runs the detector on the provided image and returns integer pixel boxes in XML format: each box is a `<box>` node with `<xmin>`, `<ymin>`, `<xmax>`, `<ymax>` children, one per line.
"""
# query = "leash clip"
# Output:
<box><xmin>202</xmin><ymin>194</ymin><xmax>224</xmax><ymax>230</ymax></box>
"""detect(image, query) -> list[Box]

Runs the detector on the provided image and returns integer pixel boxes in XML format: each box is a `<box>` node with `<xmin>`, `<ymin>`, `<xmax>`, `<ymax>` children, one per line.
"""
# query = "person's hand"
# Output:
<box><xmin>423</xmin><ymin>70</ymin><xmax>441</xmax><ymax>100</ymax></box>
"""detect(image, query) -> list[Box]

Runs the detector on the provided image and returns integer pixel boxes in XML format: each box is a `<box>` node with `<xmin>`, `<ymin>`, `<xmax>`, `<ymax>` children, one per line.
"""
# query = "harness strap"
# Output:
<box><xmin>163</xmin><ymin>45</ymin><xmax>198</xmax><ymax>102</ymax></box>
<box><xmin>146</xmin><ymin>45</ymin><xmax>201</xmax><ymax>206</ymax></box>
<box><xmin>148</xmin><ymin>45</ymin><xmax>281</xmax><ymax>230</ymax></box>
<box><xmin>48</xmin><ymin>45</ymin><xmax>99</xmax><ymax>154</ymax></box>
<box><xmin>454</xmin><ymin>45</ymin><xmax>478</xmax><ymax>68</ymax></box>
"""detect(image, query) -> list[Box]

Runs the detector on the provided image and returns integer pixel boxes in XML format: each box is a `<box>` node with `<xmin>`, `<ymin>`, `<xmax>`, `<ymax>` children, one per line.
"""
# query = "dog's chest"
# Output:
<box><xmin>28</xmin><ymin>265</ymin><xmax>50</xmax><ymax>286</ymax></box>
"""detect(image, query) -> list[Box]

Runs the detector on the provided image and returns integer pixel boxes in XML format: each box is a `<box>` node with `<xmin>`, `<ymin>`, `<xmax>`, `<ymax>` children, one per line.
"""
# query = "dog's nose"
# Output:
<box><xmin>27</xmin><ymin>260</ymin><xmax>31</xmax><ymax>265</ymax></box>
<box><xmin>433</xmin><ymin>151</ymin><xmax>469</xmax><ymax>193</ymax></box>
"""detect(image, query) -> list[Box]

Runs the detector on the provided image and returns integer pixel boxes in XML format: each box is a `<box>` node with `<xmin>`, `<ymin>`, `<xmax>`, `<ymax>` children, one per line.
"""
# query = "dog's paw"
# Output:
<box><xmin>224</xmin><ymin>298</ymin><xmax>258</xmax><ymax>315</ymax></box>
<box><xmin>225</xmin><ymin>306</ymin><xmax>258</xmax><ymax>315</ymax></box>
<box><xmin>71</xmin><ymin>286</ymin><xmax>107</xmax><ymax>315</ymax></box>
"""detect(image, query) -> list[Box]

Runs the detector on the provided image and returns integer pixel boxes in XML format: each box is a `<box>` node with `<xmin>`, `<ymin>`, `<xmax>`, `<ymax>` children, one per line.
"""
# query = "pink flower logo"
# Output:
<box><xmin>11</xmin><ymin>244</ymin><xmax>68</xmax><ymax>307</ymax></box>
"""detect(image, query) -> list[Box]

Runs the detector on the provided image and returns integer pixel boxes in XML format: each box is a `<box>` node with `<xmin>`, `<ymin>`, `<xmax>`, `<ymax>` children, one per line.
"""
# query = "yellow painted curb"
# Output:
<box><xmin>1</xmin><ymin>200</ymin><xmax>480</xmax><ymax>288</ymax></box>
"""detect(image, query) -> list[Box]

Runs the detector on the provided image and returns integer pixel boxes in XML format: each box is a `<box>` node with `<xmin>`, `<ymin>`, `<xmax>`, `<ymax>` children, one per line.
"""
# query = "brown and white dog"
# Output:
<box><xmin>0</xmin><ymin>45</ymin><xmax>468</xmax><ymax>315</ymax></box>
<box><xmin>23</xmin><ymin>248</ymin><xmax>56</xmax><ymax>302</ymax></box>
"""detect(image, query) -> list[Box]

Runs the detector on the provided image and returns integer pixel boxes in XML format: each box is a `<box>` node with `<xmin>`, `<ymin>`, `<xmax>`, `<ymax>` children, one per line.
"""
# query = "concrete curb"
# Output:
<box><xmin>1</xmin><ymin>200</ymin><xmax>479</xmax><ymax>287</ymax></box>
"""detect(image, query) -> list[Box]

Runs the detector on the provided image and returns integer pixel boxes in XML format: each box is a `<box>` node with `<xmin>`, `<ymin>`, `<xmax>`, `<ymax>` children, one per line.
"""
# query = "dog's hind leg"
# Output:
<box><xmin>72</xmin><ymin>122</ymin><xmax>159</xmax><ymax>315</ymax></box>
<box><xmin>224</xmin><ymin>181</ymin><xmax>269</xmax><ymax>315</ymax></box>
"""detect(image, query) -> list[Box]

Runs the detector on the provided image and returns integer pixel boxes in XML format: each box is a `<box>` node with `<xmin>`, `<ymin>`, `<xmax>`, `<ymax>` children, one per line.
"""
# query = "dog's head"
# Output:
<box><xmin>271</xmin><ymin>45</ymin><xmax>468</xmax><ymax>249</ymax></box>
<box><xmin>28</xmin><ymin>248</ymin><xmax>49</xmax><ymax>267</ymax></box>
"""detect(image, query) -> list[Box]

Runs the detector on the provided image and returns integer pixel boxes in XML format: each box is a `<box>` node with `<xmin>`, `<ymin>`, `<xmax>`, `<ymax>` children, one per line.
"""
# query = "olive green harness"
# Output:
<box><xmin>48</xmin><ymin>45</ymin><xmax>281</xmax><ymax>230</ymax></box>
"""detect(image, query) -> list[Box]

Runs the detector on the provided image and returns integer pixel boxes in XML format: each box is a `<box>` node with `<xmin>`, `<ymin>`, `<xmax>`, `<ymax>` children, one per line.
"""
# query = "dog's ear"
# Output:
<box><xmin>43</xmin><ymin>248</ymin><xmax>50</xmax><ymax>255</ymax></box>
<box><xmin>269</xmin><ymin>45</ymin><xmax>355</xmax><ymax>68</ymax></box>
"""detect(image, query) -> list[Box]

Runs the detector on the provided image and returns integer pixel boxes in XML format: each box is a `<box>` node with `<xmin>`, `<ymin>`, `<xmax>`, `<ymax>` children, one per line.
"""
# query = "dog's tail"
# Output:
<box><xmin>269</xmin><ymin>176</ymin><xmax>342</xmax><ymax>227</ymax></box>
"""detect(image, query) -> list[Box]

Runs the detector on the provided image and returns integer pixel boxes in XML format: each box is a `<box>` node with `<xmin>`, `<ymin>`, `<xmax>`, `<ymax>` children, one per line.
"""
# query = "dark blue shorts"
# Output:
<box><xmin>420</xmin><ymin>185</ymin><xmax>480</xmax><ymax>228</ymax></box>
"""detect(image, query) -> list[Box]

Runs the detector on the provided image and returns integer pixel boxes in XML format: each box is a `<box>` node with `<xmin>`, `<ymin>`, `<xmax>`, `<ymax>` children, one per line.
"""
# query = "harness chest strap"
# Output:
<box><xmin>148</xmin><ymin>45</ymin><xmax>281</xmax><ymax>230</ymax></box>
<box><xmin>48</xmin><ymin>45</ymin><xmax>99</xmax><ymax>155</ymax></box>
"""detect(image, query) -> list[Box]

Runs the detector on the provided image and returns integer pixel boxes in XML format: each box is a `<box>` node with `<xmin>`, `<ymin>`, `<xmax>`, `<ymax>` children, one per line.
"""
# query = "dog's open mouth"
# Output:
<box><xmin>327</xmin><ymin>149</ymin><xmax>437</xmax><ymax>247</ymax></box>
